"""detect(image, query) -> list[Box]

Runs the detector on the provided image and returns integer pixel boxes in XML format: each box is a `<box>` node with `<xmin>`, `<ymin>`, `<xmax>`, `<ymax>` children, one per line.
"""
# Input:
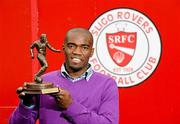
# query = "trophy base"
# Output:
<box><xmin>23</xmin><ymin>82</ymin><xmax>59</xmax><ymax>94</ymax></box>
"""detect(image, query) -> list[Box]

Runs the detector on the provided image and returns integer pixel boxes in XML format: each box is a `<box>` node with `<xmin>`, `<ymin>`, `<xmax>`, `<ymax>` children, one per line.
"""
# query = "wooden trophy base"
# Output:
<box><xmin>23</xmin><ymin>82</ymin><xmax>59</xmax><ymax>94</ymax></box>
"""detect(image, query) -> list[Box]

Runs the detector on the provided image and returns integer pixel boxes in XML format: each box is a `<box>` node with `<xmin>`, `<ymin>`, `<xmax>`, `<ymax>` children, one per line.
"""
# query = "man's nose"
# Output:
<box><xmin>72</xmin><ymin>47</ymin><xmax>82</xmax><ymax>55</ymax></box>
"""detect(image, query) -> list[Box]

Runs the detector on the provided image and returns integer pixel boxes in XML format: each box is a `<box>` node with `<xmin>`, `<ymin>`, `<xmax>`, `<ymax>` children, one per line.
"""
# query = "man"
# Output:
<box><xmin>9</xmin><ymin>28</ymin><xmax>119</xmax><ymax>124</ymax></box>
<box><xmin>30</xmin><ymin>34</ymin><xmax>60</xmax><ymax>83</ymax></box>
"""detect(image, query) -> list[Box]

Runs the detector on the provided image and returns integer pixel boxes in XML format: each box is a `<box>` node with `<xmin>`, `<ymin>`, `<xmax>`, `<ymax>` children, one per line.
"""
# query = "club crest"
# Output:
<box><xmin>89</xmin><ymin>8</ymin><xmax>161</xmax><ymax>87</ymax></box>
<box><xmin>106</xmin><ymin>32</ymin><xmax>137</xmax><ymax>66</ymax></box>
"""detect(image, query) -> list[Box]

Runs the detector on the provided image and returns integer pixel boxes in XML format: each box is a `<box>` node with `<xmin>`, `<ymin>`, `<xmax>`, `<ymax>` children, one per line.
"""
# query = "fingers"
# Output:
<box><xmin>16</xmin><ymin>86</ymin><xmax>36</xmax><ymax>106</ymax></box>
<box><xmin>18</xmin><ymin>92</ymin><xmax>26</xmax><ymax>99</ymax></box>
<box><xmin>50</xmin><ymin>87</ymin><xmax>73</xmax><ymax>109</ymax></box>
<box><xmin>58</xmin><ymin>88</ymin><xmax>64</xmax><ymax>95</ymax></box>
<box><xmin>56</xmin><ymin>95</ymin><xmax>63</xmax><ymax>102</ymax></box>
<box><xmin>16</xmin><ymin>87</ymin><xmax>23</xmax><ymax>94</ymax></box>
<box><xmin>51</xmin><ymin>88</ymin><xmax>64</xmax><ymax>101</ymax></box>
<box><xmin>16</xmin><ymin>87</ymin><xmax>25</xmax><ymax>99</ymax></box>
<box><xmin>16</xmin><ymin>87</ymin><xmax>32</xmax><ymax>99</ymax></box>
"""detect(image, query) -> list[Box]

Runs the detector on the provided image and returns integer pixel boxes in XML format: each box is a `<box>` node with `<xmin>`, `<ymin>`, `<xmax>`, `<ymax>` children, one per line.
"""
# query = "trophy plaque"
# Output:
<box><xmin>23</xmin><ymin>34</ymin><xmax>60</xmax><ymax>94</ymax></box>
<box><xmin>23</xmin><ymin>82</ymin><xmax>59</xmax><ymax>94</ymax></box>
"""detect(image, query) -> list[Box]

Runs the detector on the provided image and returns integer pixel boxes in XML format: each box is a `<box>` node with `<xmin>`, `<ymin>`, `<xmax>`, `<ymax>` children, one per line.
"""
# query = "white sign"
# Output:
<box><xmin>89</xmin><ymin>8</ymin><xmax>161</xmax><ymax>87</ymax></box>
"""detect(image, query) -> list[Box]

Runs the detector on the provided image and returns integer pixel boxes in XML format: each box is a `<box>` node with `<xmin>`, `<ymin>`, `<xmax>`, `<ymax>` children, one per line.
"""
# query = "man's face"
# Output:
<box><xmin>63</xmin><ymin>32</ymin><xmax>94</xmax><ymax>72</ymax></box>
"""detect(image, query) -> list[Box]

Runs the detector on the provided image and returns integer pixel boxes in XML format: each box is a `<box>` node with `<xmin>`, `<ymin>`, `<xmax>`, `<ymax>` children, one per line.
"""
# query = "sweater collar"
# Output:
<box><xmin>60</xmin><ymin>63</ymin><xmax>93</xmax><ymax>82</ymax></box>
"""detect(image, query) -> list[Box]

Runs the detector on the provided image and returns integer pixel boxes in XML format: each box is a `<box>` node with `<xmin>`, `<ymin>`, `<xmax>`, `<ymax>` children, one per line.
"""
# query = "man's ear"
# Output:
<box><xmin>90</xmin><ymin>48</ymin><xmax>94</xmax><ymax>57</ymax></box>
<box><xmin>62</xmin><ymin>44</ymin><xmax>65</xmax><ymax>50</ymax></box>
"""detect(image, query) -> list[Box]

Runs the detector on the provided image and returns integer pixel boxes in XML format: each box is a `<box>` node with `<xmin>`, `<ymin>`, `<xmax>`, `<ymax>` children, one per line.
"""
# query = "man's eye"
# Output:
<box><xmin>82</xmin><ymin>46</ymin><xmax>89</xmax><ymax>50</ymax></box>
<box><xmin>67</xmin><ymin>44</ymin><xmax>75</xmax><ymax>48</ymax></box>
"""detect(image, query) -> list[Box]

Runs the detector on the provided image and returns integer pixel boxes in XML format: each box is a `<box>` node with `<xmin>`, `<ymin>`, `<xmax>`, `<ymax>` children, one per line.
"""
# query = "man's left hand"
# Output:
<box><xmin>51</xmin><ymin>88</ymin><xmax>73</xmax><ymax>109</ymax></box>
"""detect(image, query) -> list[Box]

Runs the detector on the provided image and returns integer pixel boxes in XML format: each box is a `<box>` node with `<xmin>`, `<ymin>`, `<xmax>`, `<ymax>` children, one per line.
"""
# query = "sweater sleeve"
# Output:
<box><xmin>9</xmin><ymin>102</ymin><xmax>38</xmax><ymax>124</ymax></box>
<box><xmin>62</xmin><ymin>79</ymin><xmax>119</xmax><ymax>124</ymax></box>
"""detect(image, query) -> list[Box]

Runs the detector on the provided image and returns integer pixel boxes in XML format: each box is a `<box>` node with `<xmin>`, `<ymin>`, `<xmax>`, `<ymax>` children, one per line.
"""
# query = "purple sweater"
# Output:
<box><xmin>9</xmin><ymin>71</ymin><xmax>119</xmax><ymax>124</ymax></box>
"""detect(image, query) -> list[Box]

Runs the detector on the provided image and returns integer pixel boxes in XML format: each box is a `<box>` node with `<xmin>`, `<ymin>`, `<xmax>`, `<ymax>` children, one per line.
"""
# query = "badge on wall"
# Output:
<box><xmin>89</xmin><ymin>8</ymin><xmax>161</xmax><ymax>87</ymax></box>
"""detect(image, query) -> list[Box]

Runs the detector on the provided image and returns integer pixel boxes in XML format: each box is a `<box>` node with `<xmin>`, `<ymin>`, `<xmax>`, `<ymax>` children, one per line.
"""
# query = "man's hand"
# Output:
<box><xmin>51</xmin><ymin>88</ymin><xmax>73</xmax><ymax>109</ymax></box>
<box><xmin>16</xmin><ymin>87</ymin><xmax>35</xmax><ymax>106</ymax></box>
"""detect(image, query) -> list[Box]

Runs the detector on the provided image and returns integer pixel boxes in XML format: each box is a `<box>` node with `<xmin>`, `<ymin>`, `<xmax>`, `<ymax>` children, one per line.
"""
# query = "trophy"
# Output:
<box><xmin>23</xmin><ymin>34</ymin><xmax>60</xmax><ymax>94</ymax></box>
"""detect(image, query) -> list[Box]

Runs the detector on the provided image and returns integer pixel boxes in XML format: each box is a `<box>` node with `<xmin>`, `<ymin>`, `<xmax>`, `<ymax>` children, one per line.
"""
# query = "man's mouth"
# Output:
<box><xmin>71</xmin><ymin>57</ymin><xmax>82</xmax><ymax>63</ymax></box>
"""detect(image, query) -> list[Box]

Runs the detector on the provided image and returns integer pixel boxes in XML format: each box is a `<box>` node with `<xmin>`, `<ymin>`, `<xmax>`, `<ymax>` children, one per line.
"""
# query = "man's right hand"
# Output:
<box><xmin>16</xmin><ymin>87</ymin><xmax>35</xmax><ymax>107</ymax></box>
